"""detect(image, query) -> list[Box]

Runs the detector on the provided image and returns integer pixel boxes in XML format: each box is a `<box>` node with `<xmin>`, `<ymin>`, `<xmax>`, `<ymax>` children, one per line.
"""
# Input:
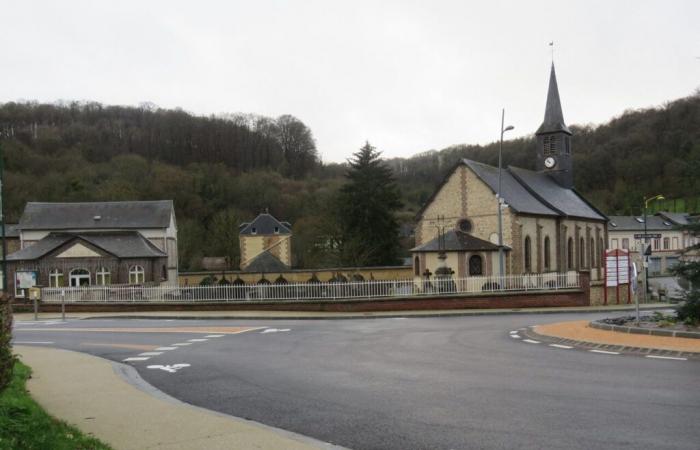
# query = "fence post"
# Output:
<box><xmin>61</xmin><ymin>289</ymin><xmax>65</xmax><ymax>321</ymax></box>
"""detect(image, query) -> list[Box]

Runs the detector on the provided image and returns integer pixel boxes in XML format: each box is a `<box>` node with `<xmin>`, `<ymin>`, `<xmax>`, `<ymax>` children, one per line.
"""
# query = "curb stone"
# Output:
<box><xmin>522</xmin><ymin>327</ymin><xmax>700</xmax><ymax>361</ymax></box>
<box><xmin>589</xmin><ymin>319</ymin><xmax>700</xmax><ymax>339</ymax></box>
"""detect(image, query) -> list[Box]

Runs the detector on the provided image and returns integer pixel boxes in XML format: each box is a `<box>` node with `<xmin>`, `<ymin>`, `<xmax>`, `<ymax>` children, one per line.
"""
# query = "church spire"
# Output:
<box><xmin>536</xmin><ymin>64</ymin><xmax>571</xmax><ymax>135</ymax></box>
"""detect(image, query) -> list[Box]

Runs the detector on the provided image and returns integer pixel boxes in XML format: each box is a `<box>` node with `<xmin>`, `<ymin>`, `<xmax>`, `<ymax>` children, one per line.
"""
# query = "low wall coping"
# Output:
<box><xmin>590</xmin><ymin>319</ymin><xmax>700</xmax><ymax>340</ymax></box>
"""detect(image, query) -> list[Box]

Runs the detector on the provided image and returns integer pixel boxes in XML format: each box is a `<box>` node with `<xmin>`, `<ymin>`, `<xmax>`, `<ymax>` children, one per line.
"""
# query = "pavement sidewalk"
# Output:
<box><xmin>533</xmin><ymin>320</ymin><xmax>700</xmax><ymax>353</ymax></box>
<box><xmin>13</xmin><ymin>302</ymin><xmax>672</xmax><ymax>322</ymax></box>
<box><xmin>14</xmin><ymin>345</ymin><xmax>342</xmax><ymax>450</ymax></box>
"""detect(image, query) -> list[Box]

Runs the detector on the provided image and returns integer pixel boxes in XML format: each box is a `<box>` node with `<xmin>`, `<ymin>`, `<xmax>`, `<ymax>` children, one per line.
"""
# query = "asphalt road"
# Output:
<box><xmin>12</xmin><ymin>313</ymin><xmax>700</xmax><ymax>450</ymax></box>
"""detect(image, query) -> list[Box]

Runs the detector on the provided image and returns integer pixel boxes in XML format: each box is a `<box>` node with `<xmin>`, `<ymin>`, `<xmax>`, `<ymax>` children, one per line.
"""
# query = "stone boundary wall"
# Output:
<box><xmin>14</xmin><ymin>288</ymin><xmax>587</xmax><ymax>313</ymax></box>
<box><xmin>590</xmin><ymin>319</ymin><xmax>700</xmax><ymax>339</ymax></box>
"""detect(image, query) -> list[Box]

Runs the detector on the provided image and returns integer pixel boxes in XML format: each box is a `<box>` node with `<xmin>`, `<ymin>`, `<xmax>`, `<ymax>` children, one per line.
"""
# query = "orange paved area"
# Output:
<box><xmin>534</xmin><ymin>320</ymin><xmax>700</xmax><ymax>353</ymax></box>
<box><xmin>17</xmin><ymin>326</ymin><xmax>264</xmax><ymax>334</ymax></box>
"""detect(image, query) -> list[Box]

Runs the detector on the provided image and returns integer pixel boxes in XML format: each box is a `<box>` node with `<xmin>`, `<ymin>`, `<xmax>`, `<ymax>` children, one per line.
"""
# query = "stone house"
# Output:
<box><xmin>412</xmin><ymin>64</ymin><xmax>608</xmax><ymax>279</ymax></box>
<box><xmin>239</xmin><ymin>212</ymin><xmax>292</xmax><ymax>272</ymax></box>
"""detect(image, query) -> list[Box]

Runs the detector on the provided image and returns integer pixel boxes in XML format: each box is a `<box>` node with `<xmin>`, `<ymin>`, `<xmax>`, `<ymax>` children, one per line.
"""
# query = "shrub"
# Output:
<box><xmin>0</xmin><ymin>296</ymin><xmax>14</xmax><ymax>392</ymax></box>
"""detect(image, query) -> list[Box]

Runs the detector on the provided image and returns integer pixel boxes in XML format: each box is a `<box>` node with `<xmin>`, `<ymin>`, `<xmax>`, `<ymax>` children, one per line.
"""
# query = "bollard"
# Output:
<box><xmin>33</xmin><ymin>295</ymin><xmax>38</xmax><ymax>321</ymax></box>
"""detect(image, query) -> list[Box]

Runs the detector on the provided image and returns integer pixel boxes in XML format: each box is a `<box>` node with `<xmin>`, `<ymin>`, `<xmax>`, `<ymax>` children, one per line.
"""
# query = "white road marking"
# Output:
<box><xmin>589</xmin><ymin>349</ymin><xmax>620</xmax><ymax>355</ymax></box>
<box><xmin>549</xmin><ymin>344</ymin><xmax>574</xmax><ymax>349</ymax></box>
<box><xmin>147</xmin><ymin>363</ymin><xmax>190</xmax><ymax>373</ymax></box>
<box><xmin>205</xmin><ymin>335</ymin><xmax>225</xmax><ymax>338</ymax></box>
<box><xmin>509</xmin><ymin>331</ymin><xmax>518</xmax><ymax>334</ymax></box>
<box><xmin>172</xmin><ymin>343</ymin><xmax>192</xmax><ymax>346</ymax></box>
<box><xmin>509</xmin><ymin>334</ymin><xmax>521</xmax><ymax>339</ymax></box>
<box><xmin>139</xmin><ymin>352</ymin><xmax>163</xmax><ymax>356</ymax></box>
<box><xmin>188</xmin><ymin>338</ymin><xmax>208</xmax><ymax>342</ymax></box>
<box><xmin>645</xmin><ymin>355</ymin><xmax>687</xmax><ymax>361</ymax></box>
<box><xmin>123</xmin><ymin>357</ymin><xmax>150</xmax><ymax>361</ymax></box>
<box><xmin>261</xmin><ymin>328</ymin><xmax>291</xmax><ymax>333</ymax></box>
<box><xmin>13</xmin><ymin>341</ymin><xmax>54</xmax><ymax>344</ymax></box>
<box><xmin>155</xmin><ymin>347</ymin><xmax>177</xmax><ymax>351</ymax></box>
<box><xmin>522</xmin><ymin>339</ymin><xmax>540</xmax><ymax>344</ymax></box>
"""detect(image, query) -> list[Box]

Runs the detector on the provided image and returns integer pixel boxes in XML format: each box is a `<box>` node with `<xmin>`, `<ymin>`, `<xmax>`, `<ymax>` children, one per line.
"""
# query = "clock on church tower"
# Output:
<box><xmin>535</xmin><ymin>64</ymin><xmax>574</xmax><ymax>188</ymax></box>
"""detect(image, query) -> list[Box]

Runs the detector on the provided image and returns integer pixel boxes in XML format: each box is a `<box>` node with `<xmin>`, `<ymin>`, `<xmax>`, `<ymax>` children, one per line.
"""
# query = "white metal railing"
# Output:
<box><xmin>39</xmin><ymin>272</ymin><xmax>580</xmax><ymax>303</ymax></box>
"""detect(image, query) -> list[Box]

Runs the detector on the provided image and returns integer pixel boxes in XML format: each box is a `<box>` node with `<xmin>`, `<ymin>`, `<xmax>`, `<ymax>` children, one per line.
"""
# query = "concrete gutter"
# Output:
<box><xmin>15</xmin><ymin>345</ymin><xmax>346</xmax><ymax>450</ymax></box>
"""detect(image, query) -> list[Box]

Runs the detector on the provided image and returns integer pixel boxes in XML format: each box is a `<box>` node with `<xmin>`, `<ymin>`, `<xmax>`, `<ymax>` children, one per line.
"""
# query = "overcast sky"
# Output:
<box><xmin>2</xmin><ymin>1</ymin><xmax>698</xmax><ymax>162</ymax></box>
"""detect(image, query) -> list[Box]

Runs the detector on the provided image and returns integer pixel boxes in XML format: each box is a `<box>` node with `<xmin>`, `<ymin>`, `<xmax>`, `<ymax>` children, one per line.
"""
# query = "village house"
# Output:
<box><xmin>412</xmin><ymin>64</ymin><xmax>608</xmax><ymax>280</ymax></box>
<box><xmin>239</xmin><ymin>212</ymin><xmax>292</xmax><ymax>274</ymax></box>
<box><xmin>607</xmin><ymin>212</ymin><xmax>696</xmax><ymax>275</ymax></box>
<box><xmin>6</xmin><ymin>200</ymin><xmax>177</xmax><ymax>297</ymax></box>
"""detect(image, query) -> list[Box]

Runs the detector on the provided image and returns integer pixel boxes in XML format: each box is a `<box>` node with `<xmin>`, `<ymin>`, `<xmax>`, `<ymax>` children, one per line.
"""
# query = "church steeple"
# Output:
<box><xmin>536</xmin><ymin>63</ymin><xmax>574</xmax><ymax>188</ymax></box>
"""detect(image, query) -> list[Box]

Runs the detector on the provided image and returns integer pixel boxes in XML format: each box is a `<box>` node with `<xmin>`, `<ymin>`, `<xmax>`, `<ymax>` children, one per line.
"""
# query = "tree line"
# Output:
<box><xmin>0</xmin><ymin>91</ymin><xmax>698</xmax><ymax>270</ymax></box>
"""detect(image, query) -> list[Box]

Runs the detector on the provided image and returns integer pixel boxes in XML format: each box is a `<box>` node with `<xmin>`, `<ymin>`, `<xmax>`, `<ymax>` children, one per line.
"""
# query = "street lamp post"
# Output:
<box><xmin>497</xmin><ymin>109</ymin><xmax>514</xmax><ymax>277</ymax></box>
<box><xmin>642</xmin><ymin>194</ymin><xmax>664</xmax><ymax>299</ymax></box>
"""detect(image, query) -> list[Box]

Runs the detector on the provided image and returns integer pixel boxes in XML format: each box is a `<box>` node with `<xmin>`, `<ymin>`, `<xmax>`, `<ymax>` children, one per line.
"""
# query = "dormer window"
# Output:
<box><xmin>251</xmin><ymin>227</ymin><xmax>257</xmax><ymax>235</ymax></box>
<box><xmin>274</xmin><ymin>226</ymin><xmax>279</xmax><ymax>234</ymax></box>
<box><xmin>635</xmin><ymin>217</ymin><xmax>644</xmax><ymax>223</ymax></box>
<box><xmin>663</xmin><ymin>221</ymin><xmax>671</xmax><ymax>226</ymax></box>
<box><xmin>610</xmin><ymin>222</ymin><xmax>617</xmax><ymax>227</ymax></box>
<box><xmin>93</xmin><ymin>215</ymin><xmax>101</xmax><ymax>221</ymax></box>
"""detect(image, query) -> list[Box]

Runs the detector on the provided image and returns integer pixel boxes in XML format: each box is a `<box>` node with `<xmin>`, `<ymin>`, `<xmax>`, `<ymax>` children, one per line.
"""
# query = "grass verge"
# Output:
<box><xmin>0</xmin><ymin>360</ymin><xmax>112</xmax><ymax>450</ymax></box>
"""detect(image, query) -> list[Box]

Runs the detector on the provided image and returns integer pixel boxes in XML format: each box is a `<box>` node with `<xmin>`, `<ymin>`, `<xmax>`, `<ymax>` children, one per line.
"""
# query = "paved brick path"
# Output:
<box><xmin>534</xmin><ymin>320</ymin><xmax>700</xmax><ymax>353</ymax></box>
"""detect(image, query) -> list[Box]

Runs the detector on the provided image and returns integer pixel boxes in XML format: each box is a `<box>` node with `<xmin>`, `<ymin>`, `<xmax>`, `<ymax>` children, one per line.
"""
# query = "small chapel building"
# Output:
<box><xmin>412</xmin><ymin>64</ymin><xmax>608</xmax><ymax>280</ymax></box>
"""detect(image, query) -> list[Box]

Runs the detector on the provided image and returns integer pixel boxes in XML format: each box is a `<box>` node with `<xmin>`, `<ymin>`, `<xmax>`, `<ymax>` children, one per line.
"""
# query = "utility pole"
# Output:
<box><xmin>0</xmin><ymin>142</ymin><xmax>7</xmax><ymax>294</ymax></box>
<box><xmin>497</xmin><ymin>109</ymin><xmax>514</xmax><ymax>277</ymax></box>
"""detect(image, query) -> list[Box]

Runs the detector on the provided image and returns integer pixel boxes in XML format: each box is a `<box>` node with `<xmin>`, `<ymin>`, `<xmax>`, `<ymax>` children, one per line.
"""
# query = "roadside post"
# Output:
<box><xmin>28</xmin><ymin>287</ymin><xmax>41</xmax><ymax>321</ymax></box>
<box><xmin>61</xmin><ymin>289</ymin><xmax>66</xmax><ymax>321</ymax></box>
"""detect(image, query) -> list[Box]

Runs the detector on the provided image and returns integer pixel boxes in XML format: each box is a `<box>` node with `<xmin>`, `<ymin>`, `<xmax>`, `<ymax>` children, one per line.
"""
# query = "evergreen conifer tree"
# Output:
<box><xmin>337</xmin><ymin>142</ymin><xmax>403</xmax><ymax>266</ymax></box>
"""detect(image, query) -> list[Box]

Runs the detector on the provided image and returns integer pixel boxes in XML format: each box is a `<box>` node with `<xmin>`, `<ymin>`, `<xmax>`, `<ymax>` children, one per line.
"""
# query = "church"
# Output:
<box><xmin>412</xmin><ymin>64</ymin><xmax>608</xmax><ymax>280</ymax></box>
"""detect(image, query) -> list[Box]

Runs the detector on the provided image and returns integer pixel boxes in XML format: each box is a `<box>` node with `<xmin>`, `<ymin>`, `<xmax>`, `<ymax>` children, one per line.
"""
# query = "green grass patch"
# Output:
<box><xmin>0</xmin><ymin>360</ymin><xmax>112</xmax><ymax>450</ymax></box>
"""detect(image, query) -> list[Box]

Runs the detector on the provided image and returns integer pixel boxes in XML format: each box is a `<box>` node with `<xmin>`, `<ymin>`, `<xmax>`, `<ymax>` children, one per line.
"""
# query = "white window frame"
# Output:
<box><xmin>96</xmin><ymin>267</ymin><xmax>111</xmax><ymax>286</ymax></box>
<box><xmin>129</xmin><ymin>265</ymin><xmax>145</xmax><ymax>284</ymax></box>
<box><xmin>69</xmin><ymin>268</ymin><xmax>91</xmax><ymax>287</ymax></box>
<box><xmin>49</xmin><ymin>269</ymin><xmax>64</xmax><ymax>288</ymax></box>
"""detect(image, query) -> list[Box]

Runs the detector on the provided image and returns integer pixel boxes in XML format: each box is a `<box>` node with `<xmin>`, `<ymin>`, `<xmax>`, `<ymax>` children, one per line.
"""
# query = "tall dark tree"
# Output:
<box><xmin>337</xmin><ymin>142</ymin><xmax>403</xmax><ymax>266</ymax></box>
<box><xmin>276</xmin><ymin>115</ymin><xmax>319</xmax><ymax>178</ymax></box>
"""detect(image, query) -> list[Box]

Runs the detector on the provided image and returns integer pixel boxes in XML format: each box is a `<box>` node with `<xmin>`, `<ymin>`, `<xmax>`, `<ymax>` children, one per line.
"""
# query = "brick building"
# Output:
<box><xmin>6</xmin><ymin>200</ymin><xmax>177</xmax><ymax>297</ymax></box>
<box><xmin>412</xmin><ymin>64</ymin><xmax>607</xmax><ymax>279</ymax></box>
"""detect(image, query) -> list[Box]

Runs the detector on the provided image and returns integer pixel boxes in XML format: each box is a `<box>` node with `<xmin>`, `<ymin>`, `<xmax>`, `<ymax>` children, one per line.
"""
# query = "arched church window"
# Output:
<box><xmin>590</xmin><ymin>238</ymin><xmax>596</xmax><ymax>268</ymax></box>
<box><xmin>579</xmin><ymin>237</ymin><xmax>586</xmax><ymax>268</ymax></box>
<box><xmin>565</xmin><ymin>136</ymin><xmax>571</xmax><ymax>154</ymax></box>
<box><xmin>524</xmin><ymin>236</ymin><xmax>532</xmax><ymax>272</ymax></box>
<box><xmin>468</xmin><ymin>255</ymin><xmax>483</xmax><ymax>276</ymax></box>
<box><xmin>543</xmin><ymin>236</ymin><xmax>551</xmax><ymax>271</ymax></box>
<box><xmin>567</xmin><ymin>238</ymin><xmax>574</xmax><ymax>270</ymax></box>
<box><xmin>414</xmin><ymin>256</ymin><xmax>420</xmax><ymax>276</ymax></box>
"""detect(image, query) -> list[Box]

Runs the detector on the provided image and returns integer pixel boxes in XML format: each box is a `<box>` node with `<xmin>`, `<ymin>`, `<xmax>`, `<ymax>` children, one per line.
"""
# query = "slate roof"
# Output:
<box><xmin>655</xmin><ymin>212</ymin><xmax>690</xmax><ymax>226</ymax></box>
<box><xmin>536</xmin><ymin>64</ymin><xmax>571</xmax><ymax>135</ymax></box>
<box><xmin>508</xmin><ymin>166</ymin><xmax>607</xmax><ymax>221</ymax></box>
<box><xmin>607</xmin><ymin>216</ymin><xmax>678</xmax><ymax>232</ymax></box>
<box><xmin>411</xmin><ymin>230</ymin><xmax>504</xmax><ymax>253</ymax></box>
<box><xmin>7</xmin><ymin>231</ymin><xmax>167</xmax><ymax>261</ymax></box>
<box><xmin>242</xmin><ymin>250</ymin><xmax>290</xmax><ymax>273</ymax></box>
<box><xmin>462</xmin><ymin>160</ymin><xmax>559</xmax><ymax>216</ymax></box>
<box><xmin>239</xmin><ymin>213</ymin><xmax>292</xmax><ymax>235</ymax></box>
<box><xmin>3</xmin><ymin>224</ymin><xmax>19</xmax><ymax>238</ymax></box>
<box><xmin>19</xmin><ymin>201</ymin><xmax>174</xmax><ymax>230</ymax></box>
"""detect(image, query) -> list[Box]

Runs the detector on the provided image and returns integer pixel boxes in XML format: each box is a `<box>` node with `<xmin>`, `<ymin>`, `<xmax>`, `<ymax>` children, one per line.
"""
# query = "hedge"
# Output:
<box><xmin>0</xmin><ymin>296</ymin><xmax>13</xmax><ymax>392</ymax></box>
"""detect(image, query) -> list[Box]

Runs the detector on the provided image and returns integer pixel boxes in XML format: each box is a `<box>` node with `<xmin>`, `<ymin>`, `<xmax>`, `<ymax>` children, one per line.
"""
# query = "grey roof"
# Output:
<box><xmin>655</xmin><ymin>212</ymin><xmax>690</xmax><ymax>226</ymax></box>
<box><xmin>411</xmin><ymin>230</ymin><xmax>503</xmax><ymax>253</ymax></box>
<box><xmin>536</xmin><ymin>64</ymin><xmax>571</xmax><ymax>135</ymax></box>
<box><xmin>462</xmin><ymin>160</ymin><xmax>559</xmax><ymax>216</ymax></box>
<box><xmin>239</xmin><ymin>213</ymin><xmax>292</xmax><ymax>235</ymax></box>
<box><xmin>7</xmin><ymin>231</ymin><xmax>166</xmax><ymax>261</ymax></box>
<box><xmin>242</xmin><ymin>250</ymin><xmax>290</xmax><ymax>273</ymax></box>
<box><xmin>19</xmin><ymin>200</ymin><xmax>174</xmax><ymax>230</ymax></box>
<box><xmin>508</xmin><ymin>166</ymin><xmax>607</xmax><ymax>221</ymax></box>
<box><xmin>607</xmin><ymin>216</ymin><xmax>679</xmax><ymax>232</ymax></box>
<box><xmin>3</xmin><ymin>224</ymin><xmax>19</xmax><ymax>238</ymax></box>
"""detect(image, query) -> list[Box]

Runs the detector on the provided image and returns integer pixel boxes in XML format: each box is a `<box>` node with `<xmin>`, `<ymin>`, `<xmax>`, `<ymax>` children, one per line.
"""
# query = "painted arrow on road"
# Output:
<box><xmin>147</xmin><ymin>364</ymin><xmax>191</xmax><ymax>373</ymax></box>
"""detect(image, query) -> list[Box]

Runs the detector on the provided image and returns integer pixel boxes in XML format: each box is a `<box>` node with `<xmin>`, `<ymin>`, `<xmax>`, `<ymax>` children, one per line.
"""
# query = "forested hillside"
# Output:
<box><xmin>0</xmin><ymin>92</ymin><xmax>698</xmax><ymax>270</ymax></box>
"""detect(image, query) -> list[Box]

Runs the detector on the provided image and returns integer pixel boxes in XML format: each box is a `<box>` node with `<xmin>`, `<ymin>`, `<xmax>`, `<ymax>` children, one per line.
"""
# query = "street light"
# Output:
<box><xmin>497</xmin><ymin>109</ymin><xmax>514</xmax><ymax>277</ymax></box>
<box><xmin>642</xmin><ymin>194</ymin><xmax>665</xmax><ymax>297</ymax></box>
